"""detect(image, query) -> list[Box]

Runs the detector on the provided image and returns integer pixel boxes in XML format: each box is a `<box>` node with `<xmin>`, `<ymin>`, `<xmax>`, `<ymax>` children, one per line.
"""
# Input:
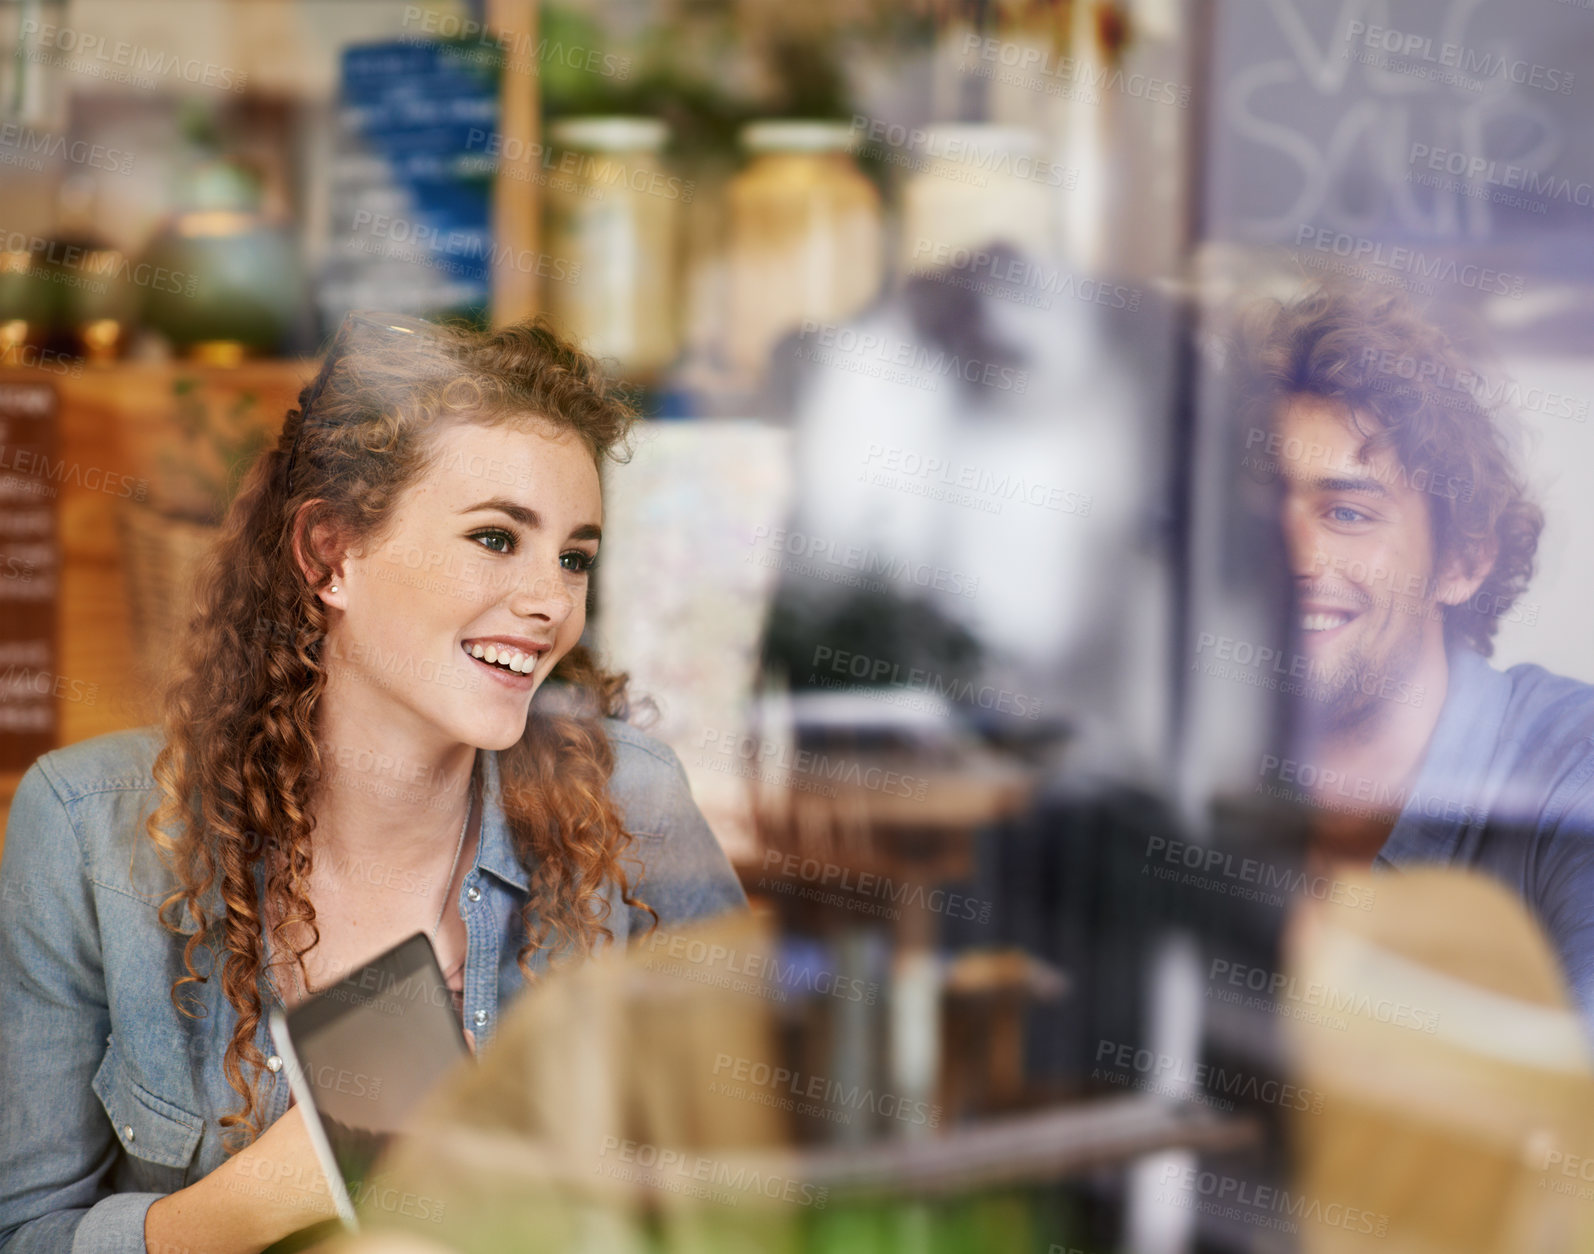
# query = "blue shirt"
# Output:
<box><xmin>0</xmin><ymin>720</ymin><xmax>747</xmax><ymax>1253</ymax></box>
<box><xmin>1374</xmin><ymin>645</ymin><xmax>1594</xmax><ymax>1034</ymax></box>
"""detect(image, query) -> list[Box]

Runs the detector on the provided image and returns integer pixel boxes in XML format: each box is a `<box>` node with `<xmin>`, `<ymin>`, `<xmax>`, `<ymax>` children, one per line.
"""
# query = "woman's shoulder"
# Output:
<box><xmin>601</xmin><ymin>717</ymin><xmax>689</xmax><ymax>774</ymax></box>
<box><xmin>598</xmin><ymin>718</ymin><xmax>699</xmax><ymax>835</ymax></box>
<box><xmin>7</xmin><ymin>726</ymin><xmax>171</xmax><ymax>898</ymax></box>
<box><xmin>24</xmin><ymin>725</ymin><xmax>165</xmax><ymax>804</ymax></box>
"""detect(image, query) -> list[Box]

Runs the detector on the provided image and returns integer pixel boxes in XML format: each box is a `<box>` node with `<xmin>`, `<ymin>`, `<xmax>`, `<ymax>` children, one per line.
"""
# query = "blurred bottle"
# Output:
<box><xmin>725</xmin><ymin>120</ymin><xmax>882</xmax><ymax>389</ymax></box>
<box><xmin>0</xmin><ymin>248</ymin><xmax>58</xmax><ymax>366</ymax></box>
<box><xmin>53</xmin><ymin>175</ymin><xmax>137</xmax><ymax>363</ymax></box>
<box><xmin>140</xmin><ymin>155</ymin><xmax>300</xmax><ymax>363</ymax></box>
<box><xmin>899</xmin><ymin>125</ymin><xmax>1056</xmax><ymax>279</ymax></box>
<box><xmin>543</xmin><ymin>116</ymin><xmax>682</xmax><ymax>381</ymax></box>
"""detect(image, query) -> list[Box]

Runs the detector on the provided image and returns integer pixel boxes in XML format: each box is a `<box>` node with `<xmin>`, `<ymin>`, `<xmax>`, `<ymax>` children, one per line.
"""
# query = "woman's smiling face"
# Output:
<box><xmin>318</xmin><ymin>416</ymin><xmax>602</xmax><ymax>752</ymax></box>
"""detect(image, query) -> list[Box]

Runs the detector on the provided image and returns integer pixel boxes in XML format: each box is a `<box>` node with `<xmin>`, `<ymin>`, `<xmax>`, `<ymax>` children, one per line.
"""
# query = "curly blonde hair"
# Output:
<box><xmin>144</xmin><ymin>316</ymin><xmax>654</xmax><ymax>1151</ymax></box>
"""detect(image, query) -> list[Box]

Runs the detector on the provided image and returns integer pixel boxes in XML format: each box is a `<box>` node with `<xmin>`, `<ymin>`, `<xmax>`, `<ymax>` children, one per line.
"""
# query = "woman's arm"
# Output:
<box><xmin>0</xmin><ymin>760</ymin><xmax>152</xmax><ymax>1252</ymax></box>
<box><xmin>143</xmin><ymin>1104</ymin><xmax>337</xmax><ymax>1254</ymax></box>
<box><xmin>0</xmin><ymin>762</ymin><xmax>336</xmax><ymax>1254</ymax></box>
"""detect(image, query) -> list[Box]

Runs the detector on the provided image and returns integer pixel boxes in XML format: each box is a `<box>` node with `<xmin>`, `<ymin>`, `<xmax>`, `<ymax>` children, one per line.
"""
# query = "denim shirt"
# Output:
<box><xmin>0</xmin><ymin>719</ymin><xmax>748</xmax><ymax>1253</ymax></box>
<box><xmin>1373</xmin><ymin>644</ymin><xmax>1594</xmax><ymax>1038</ymax></box>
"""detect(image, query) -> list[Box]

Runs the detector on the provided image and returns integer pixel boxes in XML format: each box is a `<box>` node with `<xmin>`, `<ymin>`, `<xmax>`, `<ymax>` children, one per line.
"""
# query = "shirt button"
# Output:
<box><xmin>266</xmin><ymin>1055</ymin><xmax>283</xmax><ymax>1073</ymax></box>
<box><xmin>473</xmin><ymin>1009</ymin><xmax>488</xmax><ymax>1027</ymax></box>
<box><xmin>466</xmin><ymin>886</ymin><xmax>481</xmax><ymax>902</ymax></box>
<box><xmin>123</xmin><ymin>1125</ymin><xmax>135</xmax><ymax>1142</ymax></box>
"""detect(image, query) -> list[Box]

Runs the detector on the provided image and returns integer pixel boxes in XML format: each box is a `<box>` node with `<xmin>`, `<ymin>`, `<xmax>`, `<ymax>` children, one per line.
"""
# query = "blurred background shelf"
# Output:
<box><xmin>0</xmin><ymin>359</ymin><xmax>309</xmax><ymax>838</ymax></box>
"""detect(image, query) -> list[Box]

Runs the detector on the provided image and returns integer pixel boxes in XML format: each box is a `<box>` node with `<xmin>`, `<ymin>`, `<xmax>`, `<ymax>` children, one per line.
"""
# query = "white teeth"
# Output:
<box><xmin>466</xmin><ymin>642</ymin><xmax>535</xmax><ymax>674</ymax></box>
<box><xmin>1302</xmin><ymin>613</ymin><xmax>1351</xmax><ymax>632</ymax></box>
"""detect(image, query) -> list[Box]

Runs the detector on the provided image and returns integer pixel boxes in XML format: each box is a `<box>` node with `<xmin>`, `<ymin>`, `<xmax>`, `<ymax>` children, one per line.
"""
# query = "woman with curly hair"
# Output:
<box><xmin>0</xmin><ymin>313</ymin><xmax>747</xmax><ymax>1252</ymax></box>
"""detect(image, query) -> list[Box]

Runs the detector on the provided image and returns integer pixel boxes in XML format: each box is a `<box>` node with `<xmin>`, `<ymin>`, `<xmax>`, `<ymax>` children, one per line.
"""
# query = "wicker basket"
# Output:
<box><xmin>114</xmin><ymin>497</ymin><xmax>222</xmax><ymax>694</ymax></box>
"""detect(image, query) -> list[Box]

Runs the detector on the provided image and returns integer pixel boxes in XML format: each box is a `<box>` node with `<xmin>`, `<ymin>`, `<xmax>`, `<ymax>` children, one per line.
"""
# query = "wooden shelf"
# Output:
<box><xmin>0</xmin><ymin>360</ymin><xmax>311</xmax><ymax>852</ymax></box>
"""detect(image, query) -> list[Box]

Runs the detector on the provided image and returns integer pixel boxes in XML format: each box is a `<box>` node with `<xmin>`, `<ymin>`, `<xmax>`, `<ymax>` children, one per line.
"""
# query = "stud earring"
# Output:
<box><xmin>329</xmin><ymin>584</ymin><xmax>340</xmax><ymax>593</ymax></box>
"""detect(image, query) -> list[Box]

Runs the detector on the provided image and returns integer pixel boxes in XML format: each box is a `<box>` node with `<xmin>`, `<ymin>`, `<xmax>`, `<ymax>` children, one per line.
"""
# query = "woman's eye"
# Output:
<box><xmin>470</xmin><ymin>529</ymin><xmax>516</xmax><ymax>554</ymax></box>
<box><xmin>561</xmin><ymin>550</ymin><xmax>596</xmax><ymax>573</ymax></box>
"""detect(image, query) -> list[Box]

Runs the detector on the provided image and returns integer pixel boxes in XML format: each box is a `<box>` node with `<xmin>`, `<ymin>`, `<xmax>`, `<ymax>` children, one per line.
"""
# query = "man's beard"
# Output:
<box><xmin>1297</xmin><ymin>617</ymin><xmax>1425</xmax><ymax>738</ymax></box>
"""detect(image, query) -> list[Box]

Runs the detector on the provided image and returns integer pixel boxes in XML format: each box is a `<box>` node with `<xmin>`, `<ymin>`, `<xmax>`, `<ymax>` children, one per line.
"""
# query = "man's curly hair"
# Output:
<box><xmin>1234</xmin><ymin>282</ymin><xmax>1543</xmax><ymax>656</ymax></box>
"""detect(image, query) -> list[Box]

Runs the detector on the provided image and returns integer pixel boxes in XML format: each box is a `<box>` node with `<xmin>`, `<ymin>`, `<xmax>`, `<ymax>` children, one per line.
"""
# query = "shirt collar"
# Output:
<box><xmin>1376</xmin><ymin>642</ymin><xmax>1512</xmax><ymax>867</ymax></box>
<box><xmin>473</xmin><ymin>746</ymin><xmax>529</xmax><ymax>893</ymax></box>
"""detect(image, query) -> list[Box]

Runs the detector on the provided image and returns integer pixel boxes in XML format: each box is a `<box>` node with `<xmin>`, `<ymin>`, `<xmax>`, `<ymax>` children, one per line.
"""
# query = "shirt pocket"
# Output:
<box><xmin>91</xmin><ymin>1035</ymin><xmax>204</xmax><ymax>1171</ymax></box>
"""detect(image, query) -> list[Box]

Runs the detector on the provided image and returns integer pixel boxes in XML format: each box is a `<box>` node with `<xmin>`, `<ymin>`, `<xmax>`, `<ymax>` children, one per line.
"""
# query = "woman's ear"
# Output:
<box><xmin>291</xmin><ymin>501</ymin><xmax>350</xmax><ymax>607</ymax></box>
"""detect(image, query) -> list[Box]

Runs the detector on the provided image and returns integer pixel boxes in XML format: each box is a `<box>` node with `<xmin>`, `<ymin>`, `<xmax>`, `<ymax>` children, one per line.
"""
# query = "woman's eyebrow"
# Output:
<box><xmin>459</xmin><ymin>496</ymin><xmax>538</xmax><ymax>526</ymax></box>
<box><xmin>458</xmin><ymin>497</ymin><xmax>601</xmax><ymax>541</ymax></box>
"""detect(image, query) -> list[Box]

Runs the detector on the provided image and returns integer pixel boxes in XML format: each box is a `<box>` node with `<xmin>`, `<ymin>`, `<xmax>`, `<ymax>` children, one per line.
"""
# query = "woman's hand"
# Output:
<box><xmin>145</xmin><ymin>1104</ymin><xmax>339</xmax><ymax>1254</ymax></box>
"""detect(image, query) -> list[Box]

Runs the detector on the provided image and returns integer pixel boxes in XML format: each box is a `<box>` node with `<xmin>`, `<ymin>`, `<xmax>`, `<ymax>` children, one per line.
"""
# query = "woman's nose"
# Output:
<box><xmin>508</xmin><ymin>564</ymin><xmax>577</xmax><ymax>621</ymax></box>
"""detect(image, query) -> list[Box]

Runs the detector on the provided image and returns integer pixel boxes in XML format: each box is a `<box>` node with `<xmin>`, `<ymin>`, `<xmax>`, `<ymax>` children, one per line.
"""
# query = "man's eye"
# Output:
<box><xmin>470</xmin><ymin>529</ymin><xmax>516</xmax><ymax>554</ymax></box>
<box><xmin>1328</xmin><ymin>506</ymin><xmax>1367</xmax><ymax>524</ymax></box>
<box><xmin>561</xmin><ymin>550</ymin><xmax>596</xmax><ymax>573</ymax></box>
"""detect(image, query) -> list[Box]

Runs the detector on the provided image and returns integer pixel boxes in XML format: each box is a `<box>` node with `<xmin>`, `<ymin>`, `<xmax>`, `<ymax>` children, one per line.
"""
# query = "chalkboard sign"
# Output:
<box><xmin>0</xmin><ymin>381</ymin><xmax>59</xmax><ymax>770</ymax></box>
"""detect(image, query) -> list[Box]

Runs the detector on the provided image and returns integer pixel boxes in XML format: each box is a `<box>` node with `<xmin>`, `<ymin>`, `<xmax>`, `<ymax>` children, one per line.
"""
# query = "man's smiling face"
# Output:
<box><xmin>1273</xmin><ymin>394</ymin><xmax>1477</xmax><ymax>732</ymax></box>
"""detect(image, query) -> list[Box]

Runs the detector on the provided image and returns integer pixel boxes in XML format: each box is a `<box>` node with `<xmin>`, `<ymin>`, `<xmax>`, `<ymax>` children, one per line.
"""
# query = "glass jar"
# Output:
<box><xmin>900</xmin><ymin>124</ymin><xmax>1057</xmax><ymax>278</ymax></box>
<box><xmin>542</xmin><ymin>116</ymin><xmax>682</xmax><ymax>378</ymax></box>
<box><xmin>725</xmin><ymin>120</ymin><xmax>882</xmax><ymax>386</ymax></box>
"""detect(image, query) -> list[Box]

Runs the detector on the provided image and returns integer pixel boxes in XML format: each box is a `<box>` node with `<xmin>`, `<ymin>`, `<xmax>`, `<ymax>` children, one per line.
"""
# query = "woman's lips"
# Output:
<box><xmin>461</xmin><ymin>642</ymin><xmax>538</xmax><ymax>686</ymax></box>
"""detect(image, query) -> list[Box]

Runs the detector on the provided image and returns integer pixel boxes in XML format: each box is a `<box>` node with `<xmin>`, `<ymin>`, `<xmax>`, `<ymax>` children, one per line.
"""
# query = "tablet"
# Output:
<box><xmin>268</xmin><ymin>932</ymin><xmax>472</xmax><ymax>1229</ymax></box>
